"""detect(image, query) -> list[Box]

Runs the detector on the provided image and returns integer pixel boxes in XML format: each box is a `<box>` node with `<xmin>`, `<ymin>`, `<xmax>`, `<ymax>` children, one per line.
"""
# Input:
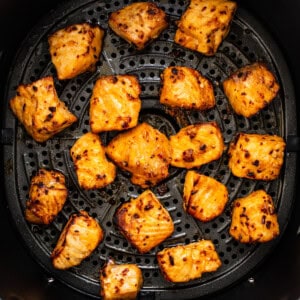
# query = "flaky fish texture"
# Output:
<box><xmin>175</xmin><ymin>0</ymin><xmax>237</xmax><ymax>56</ymax></box>
<box><xmin>108</xmin><ymin>2</ymin><xmax>168</xmax><ymax>50</ymax></box>
<box><xmin>229</xmin><ymin>190</ymin><xmax>280</xmax><ymax>243</ymax></box>
<box><xmin>223</xmin><ymin>62</ymin><xmax>280</xmax><ymax>118</ymax></box>
<box><xmin>90</xmin><ymin>75</ymin><xmax>141</xmax><ymax>133</ymax></box>
<box><xmin>51</xmin><ymin>210</ymin><xmax>104</xmax><ymax>269</ymax></box>
<box><xmin>70</xmin><ymin>132</ymin><xmax>116</xmax><ymax>190</ymax></box>
<box><xmin>157</xmin><ymin>240</ymin><xmax>222</xmax><ymax>283</ymax></box>
<box><xmin>228</xmin><ymin>133</ymin><xmax>285</xmax><ymax>180</ymax></box>
<box><xmin>183</xmin><ymin>171</ymin><xmax>228</xmax><ymax>222</ymax></box>
<box><xmin>25</xmin><ymin>169</ymin><xmax>68</xmax><ymax>225</ymax></box>
<box><xmin>115</xmin><ymin>190</ymin><xmax>174</xmax><ymax>254</ymax></box>
<box><xmin>10</xmin><ymin>76</ymin><xmax>77</xmax><ymax>143</ymax></box>
<box><xmin>170</xmin><ymin>122</ymin><xmax>224</xmax><ymax>168</ymax></box>
<box><xmin>160</xmin><ymin>66</ymin><xmax>215</xmax><ymax>110</ymax></box>
<box><xmin>48</xmin><ymin>23</ymin><xmax>104</xmax><ymax>80</ymax></box>
<box><xmin>100</xmin><ymin>258</ymin><xmax>143</xmax><ymax>300</ymax></box>
<box><xmin>106</xmin><ymin>122</ymin><xmax>172</xmax><ymax>188</ymax></box>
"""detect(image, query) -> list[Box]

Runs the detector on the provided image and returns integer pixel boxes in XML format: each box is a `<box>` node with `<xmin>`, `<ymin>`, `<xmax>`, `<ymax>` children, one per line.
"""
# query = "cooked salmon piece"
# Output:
<box><xmin>70</xmin><ymin>132</ymin><xmax>116</xmax><ymax>190</ymax></box>
<box><xmin>183</xmin><ymin>171</ymin><xmax>228</xmax><ymax>222</ymax></box>
<box><xmin>48</xmin><ymin>23</ymin><xmax>104</xmax><ymax>80</ymax></box>
<box><xmin>174</xmin><ymin>0</ymin><xmax>237</xmax><ymax>56</ymax></box>
<box><xmin>223</xmin><ymin>62</ymin><xmax>280</xmax><ymax>118</ymax></box>
<box><xmin>170</xmin><ymin>122</ymin><xmax>224</xmax><ymax>169</ymax></box>
<box><xmin>157</xmin><ymin>240</ymin><xmax>221</xmax><ymax>283</ymax></box>
<box><xmin>229</xmin><ymin>190</ymin><xmax>280</xmax><ymax>243</ymax></box>
<box><xmin>108</xmin><ymin>2</ymin><xmax>168</xmax><ymax>50</ymax></box>
<box><xmin>51</xmin><ymin>210</ymin><xmax>104</xmax><ymax>269</ymax></box>
<box><xmin>160</xmin><ymin>66</ymin><xmax>215</xmax><ymax>110</ymax></box>
<box><xmin>25</xmin><ymin>169</ymin><xmax>68</xmax><ymax>225</ymax></box>
<box><xmin>228</xmin><ymin>133</ymin><xmax>285</xmax><ymax>180</ymax></box>
<box><xmin>106</xmin><ymin>122</ymin><xmax>172</xmax><ymax>188</ymax></box>
<box><xmin>115</xmin><ymin>190</ymin><xmax>174</xmax><ymax>254</ymax></box>
<box><xmin>100</xmin><ymin>258</ymin><xmax>143</xmax><ymax>300</ymax></box>
<box><xmin>10</xmin><ymin>76</ymin><xmax>77</xmax><ymax>143</ymax></box>
<box><xmin>90</xmin><ymin>75</ymin><xmax>141</xmax><ymax>133</ymax></box>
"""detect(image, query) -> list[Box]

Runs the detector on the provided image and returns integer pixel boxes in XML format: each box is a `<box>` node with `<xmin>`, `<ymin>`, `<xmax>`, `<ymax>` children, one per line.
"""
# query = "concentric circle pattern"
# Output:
<box><xmin>3</xmin><ymin>0</ymin><xmax>295</xmax><ymax>299</ymax></box>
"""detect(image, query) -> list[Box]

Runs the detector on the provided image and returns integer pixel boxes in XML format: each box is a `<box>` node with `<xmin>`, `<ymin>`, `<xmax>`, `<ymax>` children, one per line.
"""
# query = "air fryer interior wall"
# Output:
<box><xmin>0</xmin><ymin>0</ymin><xmax>300</xmax><ymax>300</ymax></box>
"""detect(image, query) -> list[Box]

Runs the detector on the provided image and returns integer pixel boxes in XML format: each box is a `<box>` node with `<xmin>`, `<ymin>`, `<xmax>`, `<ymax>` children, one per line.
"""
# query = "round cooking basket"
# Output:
<box><xmin>1</xmin><ymin>0</ymin><xmax>298</xmax><ymax>299</ymax></box>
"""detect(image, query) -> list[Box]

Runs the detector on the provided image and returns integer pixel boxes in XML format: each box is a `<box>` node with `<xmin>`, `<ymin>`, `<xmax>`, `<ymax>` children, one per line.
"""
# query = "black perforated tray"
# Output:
<box><xmin>1</xmin><ymin>0</ymin><xmax>298</xmax><ymax>299</ymax></box>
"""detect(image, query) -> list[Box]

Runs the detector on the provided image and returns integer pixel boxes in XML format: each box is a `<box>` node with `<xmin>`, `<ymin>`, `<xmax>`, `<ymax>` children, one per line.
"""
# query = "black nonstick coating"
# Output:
<box><xmin>1</xmin><ymin>0</ymin><xmax>297</xmax><ymax>299</ymax></box>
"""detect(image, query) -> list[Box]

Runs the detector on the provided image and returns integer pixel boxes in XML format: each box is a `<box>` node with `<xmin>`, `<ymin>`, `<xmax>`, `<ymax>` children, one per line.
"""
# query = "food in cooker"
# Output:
<box><xmin>48</xmin><ymin>22</ymin><xmax>104</xmax><ymax>80</ymax></box>
<box><xmin>108</xmin><ymin>2</ymin><xmax>168</xmax><ymax>50</ymax></box>
<box><xmin>174</xmin><ymin>0</ymin><xmax>237</xmax><ymax>56</ymax></box>
<box><xmin>106</xmin><ymin>122</ymin><xmax>172</xmax><ymax>188</ymax></box>
<box><xmin>228</xmin><ymin>132</ymin><xmax>286</xmax><ymax>180</ymax></box>
<box><xmin>9</xmin><ymin>76</ymin><xmax>77</xmax><ymax>143</ymax></box>
<box><xmin>114</xmin><ymin>189</ymin><xmax>174</xmax><ymax>254</ymax></box>
<box><xmin>51</xmin><ymin>210</ymin><xmax>104</xmax><ymax>269</ymax></box>
<box><xmin>100</xmin><ymin>258</ymin><xmax>143</xmax><ymax>300</ymax></box>
<box><xmin>170</xmin><ymin>122</ymin><xmax>224</xmax><ymax>168</ymax></box>
<box><xmin>223</xmin><ymin>62</ymin><xmax>280</xmax><ymax>118</ymax></box>
<box><xmin>90</xmin><ymin>75</ymin><xmax>141</xmax><ymax>133</ymax></box>
<box><xmin>229</xmin><ymin>190</ymin><xmax>280</xmax><ymax>243</ymax></box>
<box><xmin>25</xmin><ymin>169</ymin><xmax>68</xmax><ymax>225</ymax></box>
<box><xmin>183</xmin><ymin>171</ymin><xmax>228</xmax><ymax>222</ymax></box>
<box><xmin>157</xmin><ymin>240</ymin><xmax>222</xmax><ymax>282</ymax></box>
<box><xmin>70</xmin><ymin>132</ymin><xmax>116</xmax><ymax>190</ymax></box>
<box><xmin>160</xmin><ymin>66</ymin><xmax>215</xmax><ymax>110</ymax></box>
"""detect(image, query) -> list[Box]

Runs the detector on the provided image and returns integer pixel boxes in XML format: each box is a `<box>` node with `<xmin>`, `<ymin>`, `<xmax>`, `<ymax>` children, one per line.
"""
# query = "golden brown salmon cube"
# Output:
<box><xmin>90</xmin><ymin>75</ymin><xmax>141</xmax><ymax>133</ymax></box>
<box><xmin>228</xmin><ymin>133</ymin><xmax>285</xmax><ymax>180</ymax></box>
<box><xmin>25</xmin><ymin>169</ymin><xmax>68</xmax><ymax>225</ymax></box>
<box><xmin>174</xmin><ymin>0</ymin><xmax>237</xmax><ymax>56</ymax></box>
<box><xmin>106</xmin><ymin>123</ymin><xmax>172</xmax><ymax>188</ymax></box>
<box><xmin>70</xmin><ymin>132</ymin><xmax>116</xmax><ymax>190</ymax></box>
<box><xmin>223</xmin><ymin>63</ymin><xmax>280</xmax><ymax>118</ymax></box>
<box><xmin>115</xmin><ymin>190</ymin><xmax>174</xmax><ymax>254</ymax></box>
<box><xmin>10</xmin><ymin>76</ymin><xmax>77</xmax><ymax>143</ymax></box>
<box><xmin>100</xmin><ymin>259</ymin><xmax>143</xmax><ymax>300</ymax></box>
<box><xmin>183</xmin><ymin>171</ymin><xmax>228</xmax><ymax>222</ymax></box>
<box><xmin>48</xmin><ymin>23</ymin><xmax>104</xmax><ymax>80</ymax></box>
<box><xmin>108</xmin><ymin>2</ymin><xmax>168</xmax><ymax>50</ymax></box>
<box><xmin>157</xmin><ymin>240</ymin><xmax>221</xmax><ymax>283</ymax></box>
<box><xmin>160</xmin><ymin>66</ymin><xmax>215</xmax><ymax>110</ymax></box>
<box><xmin>170</xmin><ymin>122</ymin><xmax>224</xmax><ymax>169</ymax></box>
<box><xmin>229</xmin><ymin>190</ymin><xmax>280</xmax><ymax>243</ymax></box>
<box><xmin>51</xmin><ymin>210</ymin><xmax>104</xmax><ymax>269</ymax></box>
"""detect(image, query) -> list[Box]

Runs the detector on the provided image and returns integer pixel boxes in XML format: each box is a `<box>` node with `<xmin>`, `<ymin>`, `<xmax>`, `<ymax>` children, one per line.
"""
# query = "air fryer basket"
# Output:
<box><xmin>1</xmin><ymin>0</ymin><xmax>298</xmax><ymax>299</ymax></box>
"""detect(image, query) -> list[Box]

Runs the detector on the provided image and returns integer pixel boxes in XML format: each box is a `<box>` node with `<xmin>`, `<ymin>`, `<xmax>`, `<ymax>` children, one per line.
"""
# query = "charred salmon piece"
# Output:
<box><xmin>223</xmin><ymin>62</ymin><xmax>280</xmax><ymax>118</ymax></box>
<box><xmin>229</xmin><ymin>190</ymin><xmax>280</xmax><ymax>243</ymax></box>
<box><xmin>157</xmin><ymin>240</ymin><xmax>221</xmax><ymax>283</ymax></box>
<box><xmin>174</xmin><ymin>0</ymin><xmax>237</xmax><ymax>56</ymax></box>
<box><xmin>70</xmin><ymin>132</ymin><xmax>116</xmax><ymax>190</ymax></box>
<box><xmin>48</xmin><ymin>23</ymin><xmax>104</xmax><ymax>80</ymax></box>
<box><xmin>183</xmin><ymin>171</ymin><xmax>228</xmax><ymax>222</ymax></box>
<box><xmin>100</xmin><ymin>258</ymin><xmax>143</xmax><ymax>300</ymax></box>
<box><xmin>51</xmin><ymin>210</ymin><xmax>104</xmax><ymax>270</ymax></box>
<box><xmin>106</xmin><ymin>122</ymin><xmax>172</xmax><ymax>188</ymax></box>
<box><xmin>160</xmin><ymin>66</ymin><xmax>215</xmax><ymax>110</ymax></box>
<box><xmin>25</xmin><ymin>169</ymin><xmax>68</xmax><ymax>225</ymax></box>
<box><xmin>228</xmin><ymin>133</ymin><xmax>285</xmax><ymax>181</ymax></box>
<box><xmin>90</xmin><ymin>75</ymin><xmax>141</xmax><ymax>133</ymax></box>
<box><xmin>170</xmin><ymin>122</ymin><xmax>224</xmax><ymax>169</ymax></box>
<box><xmin>108</xmin><ymin>2</ymin><xmax>168</xmax><ymax>50</ymax></box>
<box><xmin>115</xmin><ymin>190</ymin><xmax>174</xmax><ymax>254</ymax></box>
<box><xmin>10</xmin><ymin>76</ymin><xmax>77</xmax><ymax>143</ymax></box>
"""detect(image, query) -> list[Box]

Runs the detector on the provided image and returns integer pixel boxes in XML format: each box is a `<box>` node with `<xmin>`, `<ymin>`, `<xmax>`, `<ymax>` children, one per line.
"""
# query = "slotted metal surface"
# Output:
<box><xmin>1</xmin><ymin>0</ymin><xmax>297</xmax><ymax>299</ymax></box>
